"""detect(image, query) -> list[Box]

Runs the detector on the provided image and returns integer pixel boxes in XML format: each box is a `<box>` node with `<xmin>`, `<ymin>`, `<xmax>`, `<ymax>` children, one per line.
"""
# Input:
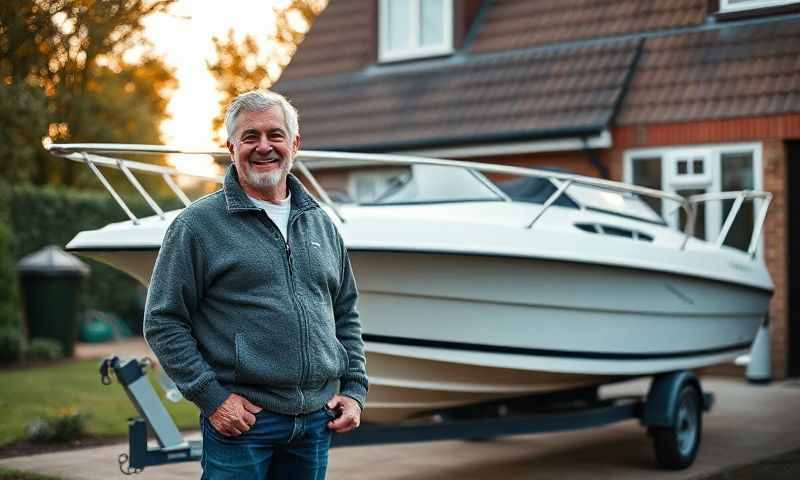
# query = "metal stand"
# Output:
<box><xmin>120</xmin><ymin>419</ymin><xmax>202</xmax><ymax>475</ymax></box>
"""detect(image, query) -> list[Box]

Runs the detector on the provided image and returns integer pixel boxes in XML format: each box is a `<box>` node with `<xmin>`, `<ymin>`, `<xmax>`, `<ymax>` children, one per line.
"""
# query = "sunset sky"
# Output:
<box><xmin>137</xmin><ymin>0</ymin><xmax>282</xmax><ymax>175</ymax></box>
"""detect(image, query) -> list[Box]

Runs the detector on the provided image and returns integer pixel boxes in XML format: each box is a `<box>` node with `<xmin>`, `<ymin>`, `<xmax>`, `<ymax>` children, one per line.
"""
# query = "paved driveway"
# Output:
<box><xmin>2</xmin><ymin>377</ymin><xmax>799</xmax><ymax>479</ymax></box>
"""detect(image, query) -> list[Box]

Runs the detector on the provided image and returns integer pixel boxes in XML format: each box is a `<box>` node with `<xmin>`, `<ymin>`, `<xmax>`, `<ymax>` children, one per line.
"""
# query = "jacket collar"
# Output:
<box><xmin>223</xmin><ymin>164</ymin><xmax>318</xmax><ymax>214</ymax></box>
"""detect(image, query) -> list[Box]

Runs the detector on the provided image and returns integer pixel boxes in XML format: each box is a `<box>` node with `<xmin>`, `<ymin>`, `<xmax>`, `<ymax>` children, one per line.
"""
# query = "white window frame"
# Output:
<box><xmin>719</xmin><ymin>0</ymin><xmax>799</xmax><ymax>13</ymax></box>
<box><xmin>623</xmin><ymin>142</ymin><xmax>764</xmax><ymax>256</ymax></box>
<box><xmin>378</xmin><ymin>0</ymin><xmax>454</xmax><ymax>63</ymax></box>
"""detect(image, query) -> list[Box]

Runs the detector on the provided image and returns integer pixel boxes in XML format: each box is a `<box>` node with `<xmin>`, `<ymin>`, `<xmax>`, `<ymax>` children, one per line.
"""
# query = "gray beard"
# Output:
<box><xmin>244</xmin><ymin>157</ymin><xmax>293</xmax><ymax>189</ymax></box>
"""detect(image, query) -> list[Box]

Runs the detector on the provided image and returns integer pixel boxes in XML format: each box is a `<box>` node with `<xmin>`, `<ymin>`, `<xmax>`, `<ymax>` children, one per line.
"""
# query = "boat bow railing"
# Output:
<box><xmin>687</xmin><ymin>191</ymin><xmax>772</xmax><ymax>258</ymax></box>
<box><xmin>48</xmin><ymin>144</ymin><xmax>225</xmax><ymax>225</ymax></box>
<box><xmin>46</xmin><ymin>144</ymin><xmax>770</xmax><ymax>256</ymax></box>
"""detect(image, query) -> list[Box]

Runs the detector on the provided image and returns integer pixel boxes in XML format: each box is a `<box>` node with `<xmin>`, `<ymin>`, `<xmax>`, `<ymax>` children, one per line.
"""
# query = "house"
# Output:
<box><xmin>272</xmin><ymin>0</ymin><xmax>800</xmax><ymax>379</ymax></box>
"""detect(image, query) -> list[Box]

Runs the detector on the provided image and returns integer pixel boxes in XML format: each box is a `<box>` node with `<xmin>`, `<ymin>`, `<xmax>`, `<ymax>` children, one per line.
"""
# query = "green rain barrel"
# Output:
<box><xmin>17</xmin><ymin>246</ymin><xmax>89</xmax><ymax>357</ymax></box>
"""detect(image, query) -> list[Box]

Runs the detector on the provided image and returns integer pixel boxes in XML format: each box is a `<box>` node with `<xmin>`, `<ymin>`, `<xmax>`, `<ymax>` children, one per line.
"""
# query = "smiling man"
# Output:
<box><xmin>144</xmin><ymin>90</ymin><xmax>368</xmax><ymax>479</ymax></box>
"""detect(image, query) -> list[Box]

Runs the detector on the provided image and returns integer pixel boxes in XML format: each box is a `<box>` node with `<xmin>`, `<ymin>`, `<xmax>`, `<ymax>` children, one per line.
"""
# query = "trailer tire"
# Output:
<box><xmin>651</xmin><ymin>382</ymin><xmax>702</xmax><ymax>470</ymax></box>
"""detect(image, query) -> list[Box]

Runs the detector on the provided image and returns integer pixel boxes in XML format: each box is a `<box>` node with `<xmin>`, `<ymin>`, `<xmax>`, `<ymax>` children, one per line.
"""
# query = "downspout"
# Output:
<box><xmin>582</xmin><ymin>137</ymin><xmax>610</xmax><ymax>180</ymax></box>
<box><xmin>461</xmin><ymin>0</ymin><xmax>493</xmax><ymax>50</ymax></box>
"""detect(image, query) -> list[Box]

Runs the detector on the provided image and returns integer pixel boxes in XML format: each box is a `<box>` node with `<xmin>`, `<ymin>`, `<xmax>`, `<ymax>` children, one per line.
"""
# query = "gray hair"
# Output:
<box><xmin>224</xmin><ymin>90</ymin><xmax>300</xmax><ymax>142</ymax></box>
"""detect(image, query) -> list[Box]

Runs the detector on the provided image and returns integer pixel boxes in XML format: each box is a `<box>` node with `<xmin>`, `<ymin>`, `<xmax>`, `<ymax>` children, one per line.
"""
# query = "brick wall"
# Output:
<box><xmin>762</xmin><ymin>140</ymin><xmax>788</xmax><ymax>378</ymax></box>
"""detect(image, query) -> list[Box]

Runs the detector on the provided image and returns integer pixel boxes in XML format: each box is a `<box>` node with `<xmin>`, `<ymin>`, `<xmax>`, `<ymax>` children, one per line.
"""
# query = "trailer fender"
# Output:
<box><xmin>642</xmin><ymin>371</ymin><xmax>701</xmax><ymax>427</ymax></box>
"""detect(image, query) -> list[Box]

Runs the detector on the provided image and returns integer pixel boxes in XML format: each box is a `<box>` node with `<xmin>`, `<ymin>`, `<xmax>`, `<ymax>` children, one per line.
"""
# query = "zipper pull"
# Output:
<box><xmin>286</xmin><ymin>241</ymin><xmax>293</xmax><ymax>273</ymax></box>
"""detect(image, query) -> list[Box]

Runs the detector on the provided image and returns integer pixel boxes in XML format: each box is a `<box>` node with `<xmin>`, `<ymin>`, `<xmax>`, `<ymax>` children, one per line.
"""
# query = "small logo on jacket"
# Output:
<box><xmin>311</xmin><ymin>241</ymin><xmax>321</xmax><ymax>248</ymax></box>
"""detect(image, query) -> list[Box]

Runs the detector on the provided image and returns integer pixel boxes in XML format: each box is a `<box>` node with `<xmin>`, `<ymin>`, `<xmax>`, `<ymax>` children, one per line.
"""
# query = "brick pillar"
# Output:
<box><xmin>762</xmin><ymin>139</ymin><xmax>788</xmax><ymax>379</ymax></box>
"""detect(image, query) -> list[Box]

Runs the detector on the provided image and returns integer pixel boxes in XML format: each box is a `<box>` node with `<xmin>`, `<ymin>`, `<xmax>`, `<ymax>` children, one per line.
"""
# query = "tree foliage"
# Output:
<box><xmin>0</xmin><ymin>0</ymin><xmax>177</xmax><ymax>188</ymax></box>
<box><xmin>207</xmin><ymin>0</ymin><xmax>327</xmax><ymax>144</ymax></box>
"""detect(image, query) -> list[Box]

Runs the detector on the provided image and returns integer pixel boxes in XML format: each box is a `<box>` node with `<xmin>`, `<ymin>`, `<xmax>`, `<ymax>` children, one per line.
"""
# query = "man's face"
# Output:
<box><xmin>226</xmin><ymin>106</ymin><xmax>300</xmax><ymax>196</ymax></box>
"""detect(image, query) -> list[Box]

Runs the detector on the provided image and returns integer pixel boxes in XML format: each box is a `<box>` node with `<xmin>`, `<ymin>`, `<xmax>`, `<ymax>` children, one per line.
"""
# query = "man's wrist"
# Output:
<box><xmin>192</xmin><ymin>380</ymin><xmax>232</xmax><ymax>417</ymax></box>
<box><xmin>340</xmin><ymin>393</ymin><xmax>363</xmax><ymax>412</ymax></box>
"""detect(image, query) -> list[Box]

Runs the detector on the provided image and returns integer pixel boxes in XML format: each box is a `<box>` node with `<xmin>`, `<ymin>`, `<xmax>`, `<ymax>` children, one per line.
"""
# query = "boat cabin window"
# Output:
<box><xmin>566</xmin><ymin>184</ymin><xmax>665</xmax><ymax>224</ymax></box>
<box><xmin>575</xmin><ymin>223</ymin><xmax>654</xmax><ymax>242</ymax></box>
<box><xmin>310</xmin><ymin>164</ymin><xmax>504</xmax><ymax>205</ymax></box>
<box><xmin>494</xmin><ymin>176</ymin><xmax>578</xmax><ymax>209</ymax></box>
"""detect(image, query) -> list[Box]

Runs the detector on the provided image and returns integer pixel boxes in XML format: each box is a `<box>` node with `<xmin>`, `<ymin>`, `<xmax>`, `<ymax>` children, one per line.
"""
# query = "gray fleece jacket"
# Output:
<box><xmin>144</xmin><ymin>166</ymin><xmax>368</xmax><ymax>417</ymax></box>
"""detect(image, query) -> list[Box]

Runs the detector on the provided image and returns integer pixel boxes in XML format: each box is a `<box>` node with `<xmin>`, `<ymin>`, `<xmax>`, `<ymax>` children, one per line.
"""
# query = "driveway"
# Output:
<box><xmin>1</xmin><ymin>377</ymin><xmax>799</xmax><ymax>479</ymax></box>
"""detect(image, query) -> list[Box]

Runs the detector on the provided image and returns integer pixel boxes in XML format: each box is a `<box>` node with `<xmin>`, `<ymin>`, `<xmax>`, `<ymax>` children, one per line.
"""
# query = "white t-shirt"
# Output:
<box><xmin>249</xmin><ymin>192</ymin><xmax>292</xmax><ymax>241</ymax></box>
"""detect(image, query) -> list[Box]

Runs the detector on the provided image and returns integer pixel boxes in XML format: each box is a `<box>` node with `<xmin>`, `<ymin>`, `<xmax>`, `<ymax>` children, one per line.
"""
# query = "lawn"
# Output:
<box><xmin>0</xmin><ymin>359</ymin><xmax>199</xmax><ymax>447</ymax></box>
<box><xmin>0</xmin><ymin>468</ymin><xmax>62</xmax><ymax>480</ymax></box>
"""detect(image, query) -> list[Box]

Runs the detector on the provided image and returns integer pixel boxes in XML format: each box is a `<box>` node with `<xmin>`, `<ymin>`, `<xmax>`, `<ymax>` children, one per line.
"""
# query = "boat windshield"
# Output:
<box><xmin>565</xmin><ymin>184</ymin><xmax>665</xmax><ymax>224</ymax></box>
<box><xmin>322</xmin><ymin>164</ymin><xmax>504</xmax><ymax>206</ymax></box>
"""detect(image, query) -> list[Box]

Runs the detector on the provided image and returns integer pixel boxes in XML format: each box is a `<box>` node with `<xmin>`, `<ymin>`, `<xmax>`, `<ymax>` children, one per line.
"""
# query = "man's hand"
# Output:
<box><xmin>208</xmin><ymin>393</ymin><xmax>263</xmax><ymax>436</ymax></box>
<box><xmin>326</xmin><ymin>395</ymin><xmax>361</xmax><ymax>433</ymax></box>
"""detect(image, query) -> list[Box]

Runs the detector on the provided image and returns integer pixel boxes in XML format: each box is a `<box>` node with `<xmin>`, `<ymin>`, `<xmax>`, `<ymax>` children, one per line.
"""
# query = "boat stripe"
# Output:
<box><xmin>363</xmin><ymin>334</ymin><xmax>752</xmax><ymax>360</ymax></box>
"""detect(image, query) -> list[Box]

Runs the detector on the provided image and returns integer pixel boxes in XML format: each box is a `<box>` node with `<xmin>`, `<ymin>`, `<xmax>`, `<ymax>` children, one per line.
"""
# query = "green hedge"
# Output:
<box><xmin>0</xmin><ymin>185</ymin><xmax>23</xmax><ymax>361</ymax></box>
<box><xmin>0</xmin><ymin>182</ymin><xmax>181</xmax><ymax>338</ymax></box>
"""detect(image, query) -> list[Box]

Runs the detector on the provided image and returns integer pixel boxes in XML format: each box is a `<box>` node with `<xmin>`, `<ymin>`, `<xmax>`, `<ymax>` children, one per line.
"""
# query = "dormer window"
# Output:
<box><xmin>379</xmin><ymin>0</ymin><xmax>453</xmax><ymax>63</ymax></box>
<box><xmin>719</xmin><ymin>0</ymin><xmax>799</xmax><ymax>13</ymax></box>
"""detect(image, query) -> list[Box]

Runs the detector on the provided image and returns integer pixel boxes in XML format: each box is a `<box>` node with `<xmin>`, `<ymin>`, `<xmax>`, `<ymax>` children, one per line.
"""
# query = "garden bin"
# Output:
<box><xmin>17</xmin><ymin>245</ymin><xmax>89</xmax><ymax>356</ymax></box>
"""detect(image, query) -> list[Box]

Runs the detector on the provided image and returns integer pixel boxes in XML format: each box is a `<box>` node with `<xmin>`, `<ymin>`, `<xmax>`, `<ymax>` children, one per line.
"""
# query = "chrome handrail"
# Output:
<box><xmin>47</xmin><ymin>143</ymin><xmax>770</xmax><ymax>257</ymax></box>
<box><xmin>687</xmin><ymin>191</ymin><xmax>772</xmax><ymax>258</ymax></box>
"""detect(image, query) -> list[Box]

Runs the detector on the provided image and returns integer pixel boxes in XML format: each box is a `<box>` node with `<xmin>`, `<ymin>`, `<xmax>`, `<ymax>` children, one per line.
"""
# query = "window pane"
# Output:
<box><xmin>721</xmin><ymin>152</ymin><xmax>755</xmax><ymax>251</ymax></box>
<box><xmin>420</xmin><ymin>0</ymin><xmax>444</xmax><ymax>47</ymax></box>
<box><xmin>388</xmin><ymin>0</ymin><xmax>412</xmax><ymax>51</ymax></box>
<box><xmin>492</xmin><ymin>174</ymin><xmax>579</xmax><ymax>208</ymax></box>
<box><xmin>631</xmin><ymin>157</ymin><xmax>662</xmax><ymax>215</ymax></box>
<box><xmin>677</xmin><ymin>188</ymin><xmax>706</xmax><ymax>240</ymax></box>
<box><xmin>677</xmin><ymin>160</ymin><xmax>688</xmax><ymax>175</ymax></box>
<box><xmin>722</xmin><ymin>1</ymin><xmax>800</xmax><ymax>13</ymax></box>
<box><xmin>348</xmin><ymin>165</ymin><xmax>502</xmax><ymax>205</ymax></box>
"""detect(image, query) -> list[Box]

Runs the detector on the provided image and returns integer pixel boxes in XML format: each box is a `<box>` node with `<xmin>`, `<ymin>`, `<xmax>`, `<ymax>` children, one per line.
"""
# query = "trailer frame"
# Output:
<box><xmin>100</xmin><ymin>356</ymin><xmax>712</xmax><ymax>474</ymax></box>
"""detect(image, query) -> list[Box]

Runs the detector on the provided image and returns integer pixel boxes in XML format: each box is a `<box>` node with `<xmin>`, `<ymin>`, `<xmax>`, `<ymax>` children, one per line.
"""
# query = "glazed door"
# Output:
<box><xmin>662</xmin><ymin>148</ymin><xmax>718</xmax><ymax>241</ymax></box>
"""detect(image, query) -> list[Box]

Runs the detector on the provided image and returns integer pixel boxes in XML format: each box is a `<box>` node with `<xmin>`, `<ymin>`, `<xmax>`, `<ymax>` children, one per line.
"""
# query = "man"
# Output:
<box><xmin>144</xmin><ymin>89</ymin><xmax>368</xmax><ymax>479</ymax></box>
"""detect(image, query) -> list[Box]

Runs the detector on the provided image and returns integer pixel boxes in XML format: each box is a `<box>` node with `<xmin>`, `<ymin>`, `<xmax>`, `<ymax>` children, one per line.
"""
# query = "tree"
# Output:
<box><xmin>207</xmin><ymin>0</ymin><xmax>327</xmax><ymax>145</ymax></box>
<box><xmin>0</xmin><ymin>0</ymin><xmax>177</xmax><ymax>188</ymax></box>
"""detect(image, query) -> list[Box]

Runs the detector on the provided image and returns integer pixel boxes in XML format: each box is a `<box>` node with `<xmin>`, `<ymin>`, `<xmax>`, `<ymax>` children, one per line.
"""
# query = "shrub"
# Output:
<box><xmin>25</xmin><ymin>338</ymin><xmax>64</xmax><ymax>362</ymax></box>
<box><xmin>25</xmin><ymin>406</ymin><xmax>91</xmax><ymax>443</ymax></box>
<box><xmin>0</xmin><ymin>183</ymin><xmax>22</xmax><ymax>365</ymax></box>
<box><xmin>0</xmin><ymin>327</ymin><xmax>22</xmax><ymax>364</ymax></box>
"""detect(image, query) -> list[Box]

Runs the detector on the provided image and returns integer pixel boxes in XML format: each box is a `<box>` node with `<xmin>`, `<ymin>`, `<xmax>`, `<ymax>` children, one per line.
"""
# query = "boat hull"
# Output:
<box><xmin>353</xmin><ymin>250</ymin><xmax>767</xmax><ymax>366</ymax></box>
<box><xmin>72</xmin><ymin>247</ymin><xmax>769</xmax><ymax>422</ymax></box>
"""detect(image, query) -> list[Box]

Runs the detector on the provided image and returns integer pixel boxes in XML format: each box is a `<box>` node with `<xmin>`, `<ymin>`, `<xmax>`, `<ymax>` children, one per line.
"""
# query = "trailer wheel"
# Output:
<box><xmin>651</xmin><ymin>382</ymin><xmax>702</xmax><ymax>470</ymax></box>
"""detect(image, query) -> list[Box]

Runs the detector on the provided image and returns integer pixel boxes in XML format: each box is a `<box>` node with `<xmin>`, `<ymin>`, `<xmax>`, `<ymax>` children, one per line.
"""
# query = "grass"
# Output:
<box><xmin>0</xmin><ymin>468</ymin><xmax>63</xmax><ymax>480</ymax></box>
<box><xmin>0</xmin><ymin>359</ymin><xmax>199</xmax><ymax>447</ymax></box>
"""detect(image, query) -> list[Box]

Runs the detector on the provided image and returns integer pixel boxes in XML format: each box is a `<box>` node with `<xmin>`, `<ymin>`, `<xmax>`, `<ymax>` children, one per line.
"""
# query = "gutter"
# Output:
<box><xmin>313</xmin><ymin>125</ymin><xmax>608</xmax><ymax>155</ymax></box>
<box><xmin>401</xmin><ymin>130</ymin><xmax>612</xmax><ymax>159</ymax></box>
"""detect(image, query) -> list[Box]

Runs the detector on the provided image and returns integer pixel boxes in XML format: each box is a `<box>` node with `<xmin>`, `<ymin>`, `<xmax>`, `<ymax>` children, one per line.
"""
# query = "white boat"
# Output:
<box><xmin>48</xmin><ymin>144</ymin><xmax>773</xmax><ymax>423</ymax></box>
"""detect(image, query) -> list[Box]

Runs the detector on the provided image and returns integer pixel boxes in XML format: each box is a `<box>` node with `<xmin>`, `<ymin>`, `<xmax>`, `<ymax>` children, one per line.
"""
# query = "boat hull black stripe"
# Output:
<box><xmin>363</xmin><ymin>334</ymin><xmax>752</xmax><ymax>360</ymax></box>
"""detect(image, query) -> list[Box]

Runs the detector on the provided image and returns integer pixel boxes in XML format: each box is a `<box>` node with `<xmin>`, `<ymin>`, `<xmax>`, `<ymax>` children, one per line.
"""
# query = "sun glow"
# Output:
<box><xmin>140</xmin><ymin>1</ymin><xmax>278</xmax><ymax>176</ymax></box>
<box><xmin>167</xmin><ymin>153</ymin><xmax>223</xmax><ymax>179</ymax></box>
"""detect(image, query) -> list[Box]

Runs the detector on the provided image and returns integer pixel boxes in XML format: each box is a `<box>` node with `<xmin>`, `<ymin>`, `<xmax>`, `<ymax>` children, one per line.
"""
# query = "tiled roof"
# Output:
<box><xmin>278</xmin><ymin>0</ymin><xmax>374</xmax><ymax>82</ymax></box>
<box><xmin>618</xmin><ymin>20</ymin><xmax>800</xmax><ymax>124</ymax></box>
<box><xmin>469</xmin><ymin>0</ymin><xmax>707</xmax><ymax>54</ymax></box>
<box><xmin>276</xmin><ymin>41</ymin><xmax>638</xmax><ymax>151</ymax></box>
<box><xmin>274</xmin><ymin>0</ymin><xmax>800</xmax><ymax>150</ymax></box>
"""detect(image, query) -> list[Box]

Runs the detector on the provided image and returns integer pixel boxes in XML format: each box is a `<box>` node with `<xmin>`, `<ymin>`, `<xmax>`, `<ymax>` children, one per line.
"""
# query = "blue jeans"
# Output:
<box><xmin>200</xmin><ymin>407</ymin><xmax>335</xmax><ymax>480</ymax></box>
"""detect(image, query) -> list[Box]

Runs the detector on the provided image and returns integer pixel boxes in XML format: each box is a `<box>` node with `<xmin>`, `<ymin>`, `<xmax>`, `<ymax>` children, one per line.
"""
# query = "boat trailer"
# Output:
<box><xmin>100</xmin><ymin>355</ymin><xmax>713</xmax><ymax>474</ymax></box>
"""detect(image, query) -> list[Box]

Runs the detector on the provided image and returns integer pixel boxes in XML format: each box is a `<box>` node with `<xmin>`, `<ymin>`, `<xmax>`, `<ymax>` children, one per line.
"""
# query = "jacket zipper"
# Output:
<box><xmin>286</xmin><ymin>210</ymin><xmax>311</xmax><ymax>411</ymax></box>
<box><xmin>258</xmin><ymin>208</ymin><xmax>310</xmax><ymax>411</ymax></box>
